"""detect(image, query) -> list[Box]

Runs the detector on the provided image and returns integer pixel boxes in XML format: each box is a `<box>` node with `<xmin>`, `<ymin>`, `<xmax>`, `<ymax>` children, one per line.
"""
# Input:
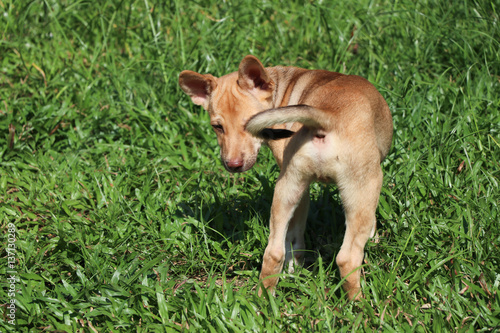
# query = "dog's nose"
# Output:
<box><xmin>225</xmin><ymin>159</ymin><xmax>244</xmax><ymax>172</ymax></box>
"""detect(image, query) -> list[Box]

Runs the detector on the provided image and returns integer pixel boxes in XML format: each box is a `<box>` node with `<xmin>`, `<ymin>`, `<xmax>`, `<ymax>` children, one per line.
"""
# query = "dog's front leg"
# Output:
<box><xmin>258</xmin><ymin>173</ymin><xmax>309</xmax><ymax>296</ymax></box>
<box><xmin>284</xmin><ymin>193</ymin><xmax>309</xmax><ymax>273</ymax></box>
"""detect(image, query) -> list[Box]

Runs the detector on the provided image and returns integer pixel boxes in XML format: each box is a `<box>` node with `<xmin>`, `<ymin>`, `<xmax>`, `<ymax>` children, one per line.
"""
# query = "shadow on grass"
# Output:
<box><xmin>173</xmin><ymin>175</ymin><xmax>353</xmax><ymax>289</ymax></box>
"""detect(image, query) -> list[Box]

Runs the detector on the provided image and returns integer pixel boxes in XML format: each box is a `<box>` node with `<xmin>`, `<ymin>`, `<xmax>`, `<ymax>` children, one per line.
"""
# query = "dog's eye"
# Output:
<box><xmin>212</xmin><ymin>124</ymin><xmax>224</xmax><ymax>134</ymax></box>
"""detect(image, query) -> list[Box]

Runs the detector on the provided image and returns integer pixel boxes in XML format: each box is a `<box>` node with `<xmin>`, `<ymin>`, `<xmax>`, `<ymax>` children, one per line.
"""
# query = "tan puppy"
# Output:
<box><xmin>179</xmin><ymin>55</ymin><xmax>393</xmax><ymax>300</ymax></box>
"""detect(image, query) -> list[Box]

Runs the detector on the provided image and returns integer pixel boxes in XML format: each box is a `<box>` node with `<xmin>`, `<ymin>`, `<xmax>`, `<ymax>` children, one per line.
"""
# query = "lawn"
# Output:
<box><xmin>1</xmin><ymin>0</ymin><xmax>499</xmax><ymax>331</ymax></box>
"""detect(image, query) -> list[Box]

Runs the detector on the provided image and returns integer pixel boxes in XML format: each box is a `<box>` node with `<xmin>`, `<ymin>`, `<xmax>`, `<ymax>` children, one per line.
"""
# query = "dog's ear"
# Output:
<box><xmin>238</xmin><ymin>55</ymin><xmax>274</xmax><ymax>95</ymax></box>
<box><xmin>179</xmin><ymin>70</ymin><xmax>217</xmax><ymax>110</ymax></box>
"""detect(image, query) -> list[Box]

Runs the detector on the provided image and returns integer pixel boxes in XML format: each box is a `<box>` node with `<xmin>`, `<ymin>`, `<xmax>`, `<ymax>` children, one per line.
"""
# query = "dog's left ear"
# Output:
<box><xmin>179</xmin><ymin>70</ymin><xmax>218</xmax><ymax>110</ymax></box>
<box><xmin>238</xmin><ymin>55</ymin><xmax>274</xmax><ymax>96</ymax></box>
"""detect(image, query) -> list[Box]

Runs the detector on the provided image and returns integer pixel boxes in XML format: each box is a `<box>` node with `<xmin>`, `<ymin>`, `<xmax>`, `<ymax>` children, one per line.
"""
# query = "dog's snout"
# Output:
<box><xmin>225</xmin><ymin>159</ymin><xmax>244</xmax><ymax>172</ymax></box>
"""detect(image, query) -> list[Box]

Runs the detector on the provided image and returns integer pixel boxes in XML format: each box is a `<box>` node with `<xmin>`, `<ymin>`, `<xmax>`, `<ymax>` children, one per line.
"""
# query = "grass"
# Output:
<box><xmin>1</xmin><ymin>0</ymin><xmax>499</xmax><ymax>331</ymax></box>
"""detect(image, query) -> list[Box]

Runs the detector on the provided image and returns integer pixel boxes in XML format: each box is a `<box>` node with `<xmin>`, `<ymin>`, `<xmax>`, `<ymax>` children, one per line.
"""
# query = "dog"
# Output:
<box><xmin>179</xmin><ymin>55</ymin><xmax>393</xmax><ymax>300</ymax></box>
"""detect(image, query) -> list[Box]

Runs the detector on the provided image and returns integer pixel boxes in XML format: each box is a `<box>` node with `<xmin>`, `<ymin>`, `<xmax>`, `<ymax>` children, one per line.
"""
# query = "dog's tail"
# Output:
<box><xmin>245</xmin><ymin>105</ymin><xmax>330</xmax><ymax>140</ymax></box>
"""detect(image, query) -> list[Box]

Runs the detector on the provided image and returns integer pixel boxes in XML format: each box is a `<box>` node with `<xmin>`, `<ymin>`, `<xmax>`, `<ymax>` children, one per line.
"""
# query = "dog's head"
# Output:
<box><xmin>179</xmin><ymin>55</ymin><xmax>274</xmax><ymax>173</ymax></box>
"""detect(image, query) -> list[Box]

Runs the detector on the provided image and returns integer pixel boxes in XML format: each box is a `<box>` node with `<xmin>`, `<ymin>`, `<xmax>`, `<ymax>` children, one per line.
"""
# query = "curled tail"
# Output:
<box><xmin>245</xmin><ymin>105</ymin><xmax>331</xmax><ymax>140</ymax></box>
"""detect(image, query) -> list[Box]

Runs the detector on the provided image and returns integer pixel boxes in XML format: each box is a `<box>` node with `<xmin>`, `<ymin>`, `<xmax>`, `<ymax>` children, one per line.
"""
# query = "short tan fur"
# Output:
<box><xmin>179</xmin><ymin>55</ymin><xmax>393</xmax><ymax>300</ymax></box>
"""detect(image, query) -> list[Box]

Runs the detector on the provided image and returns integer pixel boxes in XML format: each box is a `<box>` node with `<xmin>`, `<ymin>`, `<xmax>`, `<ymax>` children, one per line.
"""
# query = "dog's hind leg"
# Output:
<box><xmin>258</xmin><ymin>172</ymin><xmax>310</xmax><ymax>296</ymax></box>
<box><xmin>335</xmin><ymin>164</ymin><xmax>383</xmax><ymax>300</ymax></box>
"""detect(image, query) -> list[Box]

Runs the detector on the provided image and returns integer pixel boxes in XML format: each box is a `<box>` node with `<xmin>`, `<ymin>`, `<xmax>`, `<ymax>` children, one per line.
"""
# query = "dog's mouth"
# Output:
<box><xmin>221</xmin><ymin>141</ymin><xmax>261</xmax><ymax>173</ymax></box>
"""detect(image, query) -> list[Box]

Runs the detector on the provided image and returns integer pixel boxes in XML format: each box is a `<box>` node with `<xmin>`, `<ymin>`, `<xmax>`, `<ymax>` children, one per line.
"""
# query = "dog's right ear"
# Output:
<box><xmin>179</xmin><ymin>70</ymin><xmax>217</xmax><ymax>110</ymax></box>
<box><xmin>238</xmin><ymin>55</ymin><xmax>274</xmax><ymax>97</ymax></box>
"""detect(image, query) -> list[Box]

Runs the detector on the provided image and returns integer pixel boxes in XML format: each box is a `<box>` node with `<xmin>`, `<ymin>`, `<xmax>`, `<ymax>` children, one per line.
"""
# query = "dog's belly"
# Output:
<box><xmin>316</xmin><ymin>175</ymin><xmax>336</xmax><ymax>183</ymax></box>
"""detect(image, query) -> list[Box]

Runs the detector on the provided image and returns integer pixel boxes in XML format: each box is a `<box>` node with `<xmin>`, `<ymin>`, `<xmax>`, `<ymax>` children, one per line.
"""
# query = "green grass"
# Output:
<box><xmin>1</xmin><ymin>0</ymin><xmax>499</xmax><ymax>331</ymax></box>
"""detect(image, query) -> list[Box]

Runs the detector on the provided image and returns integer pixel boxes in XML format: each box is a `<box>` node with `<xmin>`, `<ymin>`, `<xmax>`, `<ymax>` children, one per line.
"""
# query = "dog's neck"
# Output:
<box><xmin>265</xmin><ymin>66</ymin><xmax>307</xmax><ymax>108</ymax></box>
<box><xmin>266</xmin><ymin>66</ymin><xmax>344</xmax><ymax>109</ymax></box>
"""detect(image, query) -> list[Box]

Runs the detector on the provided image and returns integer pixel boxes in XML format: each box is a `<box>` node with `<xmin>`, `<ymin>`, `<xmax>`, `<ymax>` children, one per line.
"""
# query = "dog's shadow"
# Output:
<box><xmin>174</xmin><ymin>174</ymin><xmax>347</xmax><ymax>273</ymax></box>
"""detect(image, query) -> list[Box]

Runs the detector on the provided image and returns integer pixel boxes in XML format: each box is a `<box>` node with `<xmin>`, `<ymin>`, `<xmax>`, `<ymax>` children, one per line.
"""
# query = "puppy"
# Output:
<box><xmin>179</xmin><ymin>55</ymin><xmax>393</xmax><ymax>300</ymax></box>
